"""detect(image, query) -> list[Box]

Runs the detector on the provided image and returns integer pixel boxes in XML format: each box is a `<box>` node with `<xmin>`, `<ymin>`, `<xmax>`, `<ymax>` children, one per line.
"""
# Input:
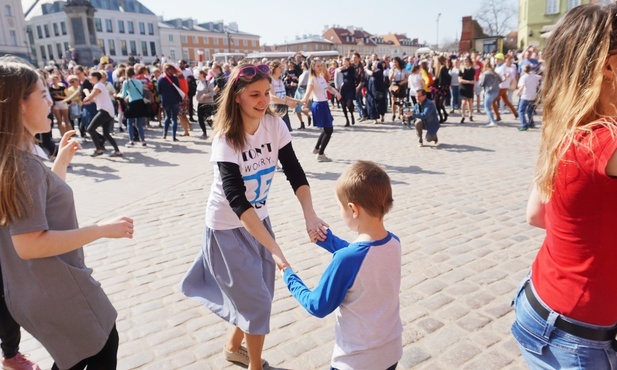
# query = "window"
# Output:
<box><xmin>183</xmin><ymin>50</ymin><xmax>189</xmax><ymax>61</ymax></box>
<box><xmin>181</xmin><ymin>35</ymin><xmax>187</xmax><ymax>43</ymax></box>
<box><xmin>252</xmin><ymin>40</ymin><xmax>256</xmax><ymax>47</ymax></box>
<box><xmin>213</xmin><ymin>38</ymin><xmax>218</xmax><ymax>45</ymax></box>
<box><xmin>148</xmin><ymin>23</ymin><xmax>154</xmax><ymax>35</ymax></box>
<box><xmin>47</xmin><ymin>44</ymin><xmax>54</xmax><ymax>60</ymax></box>
<box><xmin>44</xmin><ymin>24</ymin><xmax>49</xmax><ymax>38</ymax></box>
<box><xmin>61</xmin><ymin>21</ymin><xmax>66</xmax><ymax>35</ymax></box>
<box><xmin>118</xmin><ymin>20</ymin><xmax>124</xmax><ymax>33</ymax></box>
<box><xmin>141</xmin><ymin>41</ymin><xmax>148</xmax><ymax>56</ymax></box>
<box><xmin>168</xmin><ymin>34</ymin><xmax>174</xmax><ymax>42</ymax></box>
<box><xmin>53</xmin><ymin>23</ymin><xmax>59</xmax><ymax>37</ymax></box>
<box><xmin>130</xmin><ymin>40</ymin><xmax>137</xmax><ymax>55</ymax></box>
<box><xmin>546</xmin><ymin>0</ymin><xmax>559</xmax><ymax>14</ymax></box>
<box><xmin>170</xmin><ymin>49</ymin><xmax>176</xmax><ymax>60</ymax></box>
<box><xmin>97</xmin><ymin>39</ymin><xmax>104</xmax><ymax>53</ymax></box>
<box><xmin>37</xmin><ymin>25</ymin><xmax>42</xmax><ymax>39</ymax></box>
<box><xmin>139</xmin><ymin>22</ymin><xmax>145</xmax><ymax>35</ymax></box>
<box><xmin>4</xmin><ymin>4</ymin><xmax>12</xmax><ymax>16</ymax></box>
<box><xmin>9</xmin><ymin>30</ymin><xmax>17</xmax><ymax>46</ymax></box>
<box><xmin>95</xmin><ymin>18</ymin><xmax>103</xmax><ymax>32</ymax></box>
<box><xmin>150</xmin><ymin>41</ymin><xmax>156</xmax><ymax>56</ymax></box>
<box><xmin>192</xmin><ymin>36</ymin><xmax>198</xmax><ymax>44</ymax></box>
<box><xmin>203</xmin><ymin>36</ymin><xmax>208</xmax><ymax>44</ymax></box>
<box><xmin>57</xmin><ymin>43</ymin><xmax>63</xmax><ymax>58</ymax></box>
<box><xmin>223</xmin><ymin>38</ymin><xmax>227</xmax><ymax>45</ymax></box>
<box><xmin>39</xmin><ymin>45</ymin><xmax>46</xmax><ymax>60</ymax></box>
<box><xmin>64</xmin><ymin>42</ymin><xmax>69</xmax><ymax>53</ymax></box>
<box><xmin>105</xmin><ymin>19</ymin><xmax>112</xmax><ymax>32</ymax></box>
<box><xmin>567</xmin><ymin>0</ymin><xmax>580</xmax><ymax>10</ymax></box>
<box><xmin>243</xmin><ymin>39</ymin><xmax>247</xmax><ymax>46</ymax></box>
<box><xmin>108</xmin><ymin>39</ymin><xmax>116</xmax><ymax>55</ymax></box>
<box><xmin>120</xmin><ymin>40</ymin><xmax>127</xmax><ymax>55</ymax></box>
<box><xmin>128</xmin><ymin>21</ymin><xmax>134</xmax><ymax>34</ymax></box>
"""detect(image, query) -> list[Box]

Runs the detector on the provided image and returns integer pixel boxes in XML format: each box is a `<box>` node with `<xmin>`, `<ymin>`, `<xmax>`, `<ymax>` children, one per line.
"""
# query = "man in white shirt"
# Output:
<box><xmin>493</xmin><ymin>53</ymin><xmax>519</xmax><ymax>121</ymax></box>
<box><xmin>516</xmin><ymin>64</ymin><xmax>541</xmax><ymax>131</ymax></box>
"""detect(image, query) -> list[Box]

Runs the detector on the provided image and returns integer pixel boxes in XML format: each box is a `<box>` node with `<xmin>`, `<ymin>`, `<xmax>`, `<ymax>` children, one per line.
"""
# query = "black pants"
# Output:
<box><xmin>51</xmin><ymin>325</ymin><xmax>118</xmax><ymax>370</ymax></box>
<box><xmin>188</xmin><ymin>93</ymin><xmax>196</xmax><ymax>119</ymax></box>
<box><xmin>315</xmin><ymin>126</ymin><xmax>333</xmax><ymax>155</ymax></box>
<box><xmin>88</xmin><ymin>110</ymin><xmax>119</xmax><ymax>152</ymax></box>
<box><xmin>0</xmin><ymin>264</ymin><xmax>21</xmax><ymax>359</ymax></box>
<box><xmin>197</xmin><ymin>104</ymin><xmax>215</xmax><ymax>135</ymax></box>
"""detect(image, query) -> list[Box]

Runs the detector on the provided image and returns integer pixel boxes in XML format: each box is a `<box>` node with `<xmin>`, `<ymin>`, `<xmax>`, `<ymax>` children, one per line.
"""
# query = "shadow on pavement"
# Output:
<box><xmin>68</xmin><ymin>163</ymin><xmax>120</xmax><ymax>182</ymax></box>
<box><xmin>433</xmin><ymin>143</ymin><xmax>495</xmax><ymax>153</ymax></box>
<box><xmin>119</xmin><ymin>151</ymin><xmax>179</xmax><ymax>167</ymax></box>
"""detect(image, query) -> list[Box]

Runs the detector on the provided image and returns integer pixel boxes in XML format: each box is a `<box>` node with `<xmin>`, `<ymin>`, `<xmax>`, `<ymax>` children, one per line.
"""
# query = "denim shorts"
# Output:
<box><xmin>511</xmin><ymin>277</ymin><xmax>617</xmax><ymax>369</ymax></box>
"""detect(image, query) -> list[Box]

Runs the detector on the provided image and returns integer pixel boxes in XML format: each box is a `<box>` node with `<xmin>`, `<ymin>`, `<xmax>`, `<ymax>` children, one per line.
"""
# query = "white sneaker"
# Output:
<box><xmin>484</xmin><ymin>122</ymin><xmax>497</xmax><ymax>127</ymax></box>
<box><xmin>317</xmin><ymin>154</ymin><xmax>332</xmax><ymax>162</ymax></box>
<box><xmin>312</xmin><ymin>148</ymin><xmax>319</xmax><ymax>154</ymax></box>
<box><xmin>125</xmin><ymin>141</ymin><xmax>135</xmax><ymax>147</ymax></box>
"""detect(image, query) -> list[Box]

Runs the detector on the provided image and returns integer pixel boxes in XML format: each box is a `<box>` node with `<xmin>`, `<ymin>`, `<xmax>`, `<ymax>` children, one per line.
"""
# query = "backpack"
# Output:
<box><xmin>187</xmin><ymin>75</ymin><xmax>197</xmax><ymax>96</ymax></box>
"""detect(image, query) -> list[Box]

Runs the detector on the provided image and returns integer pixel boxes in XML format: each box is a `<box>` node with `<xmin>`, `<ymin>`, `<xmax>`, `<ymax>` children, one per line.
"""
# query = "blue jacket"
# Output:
<box><xmin>157</xmin><ymin>75</ymin><xmax>182</xmax><ymax>108</ymax></box>
<box><xmin>412</xmin><ymin>98</ymin><xmax>440</xmax><ymax>136</ymax></box>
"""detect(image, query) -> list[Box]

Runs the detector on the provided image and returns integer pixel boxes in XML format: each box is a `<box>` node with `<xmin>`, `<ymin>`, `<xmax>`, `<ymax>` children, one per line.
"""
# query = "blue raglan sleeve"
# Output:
<box><xmin>316</xmin><ymin>229</ymin><xmax>350</xmax><ymax>254</ymax></box>
<box><xmin>283</xmin><ymin>244</ymin><xmax>369</xmax><ymax>318</ymax></box>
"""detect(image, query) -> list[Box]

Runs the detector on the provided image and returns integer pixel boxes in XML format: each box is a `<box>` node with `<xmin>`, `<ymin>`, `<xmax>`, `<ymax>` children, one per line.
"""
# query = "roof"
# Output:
<box><xmin>278</xmin><ymin>36</ymin><xmax>332</xmax><ymax>46</ymax></box>
<box><xmin>159</xmin><ymin>19</ymin><xmax>259</xmax><ymax>37</ymax></box>
<box><xmin>24</xmin><ymin>0</ymin><xmax>156</xmax><ymax>19</ymax></box>
<box><xmin>324</xmin><ymin>27</ymin><xmax>375</xmax><ymax>46</ymax></box>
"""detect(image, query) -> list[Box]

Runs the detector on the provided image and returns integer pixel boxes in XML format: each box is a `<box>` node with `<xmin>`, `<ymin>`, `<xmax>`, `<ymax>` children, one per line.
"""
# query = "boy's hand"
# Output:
<box><xmin>305</xmin><ymin>214</ymin><xmax>329</xmax><ymax>242</ymax></box>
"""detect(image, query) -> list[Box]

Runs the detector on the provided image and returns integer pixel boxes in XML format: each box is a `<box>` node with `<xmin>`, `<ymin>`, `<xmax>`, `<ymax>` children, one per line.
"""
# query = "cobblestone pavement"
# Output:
<box><xmin>20</xmin><ymin>107</ymin><xmax>542</xmax><ymax>369</ymax></box>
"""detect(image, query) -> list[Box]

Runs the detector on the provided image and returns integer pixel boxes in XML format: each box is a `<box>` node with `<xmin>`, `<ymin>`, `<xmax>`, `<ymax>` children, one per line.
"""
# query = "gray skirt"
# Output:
<box><xmin>180</xmin><ymin>217</ymin><xmax>276</xmax><ymax>335</ymax></box>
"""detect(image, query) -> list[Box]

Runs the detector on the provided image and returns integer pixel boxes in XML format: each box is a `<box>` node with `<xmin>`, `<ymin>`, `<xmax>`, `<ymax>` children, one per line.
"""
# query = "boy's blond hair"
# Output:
<box><xmin>336</xmin><ymin>161</ymin><xmax>393</xmax><ymax>219</ymax></box>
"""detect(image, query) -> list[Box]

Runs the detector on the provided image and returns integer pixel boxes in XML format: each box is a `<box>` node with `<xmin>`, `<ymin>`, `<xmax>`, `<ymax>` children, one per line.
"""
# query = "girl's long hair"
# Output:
<box><xmin>213</xmin><ymin>64</ymin><xmax>273</xmax><ymax>152</ymax></box>
<box><xmin>536</xmin><ymin>3</ymin><xmax>617</xmax><ymax>201</ymax></box>
<box><xmin>0</xmin><ymin>56</ymin><xmax>41</xmax><ymax>226</ymax></box>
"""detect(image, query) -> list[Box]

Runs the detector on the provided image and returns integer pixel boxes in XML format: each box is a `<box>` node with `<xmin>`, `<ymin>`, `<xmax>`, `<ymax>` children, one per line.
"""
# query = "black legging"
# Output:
<box><xmin>197</xmin><ymin>103</ymin><xmax>215</xmax><ymax>136</ymax></box>
<box><xmin>0</xmin><ymin>264</ymin><xmax>21</xmax><ymax>360</ymax></box>
<box><xmin>51</xmin><ymin>325</ymin><xmax>119</xmax><ymax>370</ymax></box>
<box><xmin>88</xmin><ymin>110</ymin><xmax>119</xmax><ymax>152</ymax></box>
<box><xmin>315</xmin><ymin>126</ymin><xmax>334</xmax><ymax>155</ymax></box>
<box><xmin>340</xmin><ymin>100</ymin><xmax>354</xmax><ymax>125</ymax></box>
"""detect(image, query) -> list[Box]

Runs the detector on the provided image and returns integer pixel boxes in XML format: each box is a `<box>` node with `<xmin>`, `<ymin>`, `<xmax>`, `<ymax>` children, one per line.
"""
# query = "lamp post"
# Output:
<box><xmin>436</xmin><ymin>13</ymin><xmax>441</xmax><ymax>50</ymax></box>
<box><xmin>225</xmin><ymin>30</ymin><xmax>232</xmax><ymax>53</ymax></box>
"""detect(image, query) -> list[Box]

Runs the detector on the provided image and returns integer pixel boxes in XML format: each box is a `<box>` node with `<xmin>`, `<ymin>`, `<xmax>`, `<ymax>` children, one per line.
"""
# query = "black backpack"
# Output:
<box><xmin>188</xmin><ymin>75</ymin><xmax>197</xmax><ymax>96</ymax></box>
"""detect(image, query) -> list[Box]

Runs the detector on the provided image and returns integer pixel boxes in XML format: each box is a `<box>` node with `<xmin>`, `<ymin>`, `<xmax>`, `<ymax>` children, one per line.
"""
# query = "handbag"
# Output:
<box><xmin>389</xmin><ymin>84</ymin><xmax>400</xmax><ymax>94</ymax></box>
<box><xmin>69</xmin><ymin>102</ymin><xmax>81</xmax><ymax>120</ymax></box>
<box><xmin>124</xmin><ymin>99</ymin><xmax>147</xmax><ymax>118</ymax></box>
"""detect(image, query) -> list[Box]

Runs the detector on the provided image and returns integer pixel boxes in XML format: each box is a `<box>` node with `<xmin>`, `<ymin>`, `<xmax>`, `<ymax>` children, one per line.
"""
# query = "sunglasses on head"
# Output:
<box><xmin>233</xmin><ymin>64</ymin><xmax>270</xmax><ymax>86</ymax></box>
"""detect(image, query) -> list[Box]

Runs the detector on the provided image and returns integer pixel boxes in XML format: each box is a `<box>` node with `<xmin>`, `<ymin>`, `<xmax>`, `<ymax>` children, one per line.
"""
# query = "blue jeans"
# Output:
<box><xmin>518</xmin><ymin>99</ymin><xmax>535</xmax><ymax>128</ymax></box>
<box><xmin>511</xmin><ymin>277</ymin><xmax>617</xmax><ymax>370</ymax></box>
<box><xmin>450</xmin><ymin>85</ymin><xmax>460</xmax><ymax>110</ymax></box>
<box><xmin>127</xmin><ymin>116</ymin><xmax>146</xmax><ymax>142</ymax></box>
<box><xmin>163</xmin><ymin>104</ymin><xmax>179</xmax><ymax>139</ymax></box>
<box><xmin>81</xmin><ymin>103</ymin><xmax>97</xmax><ymax>137</ymax></box>
<box><xmin>354</xmin><ymin>90</ymin><xmax>367</xmax><ymax>118</ymax></box>
<box><xmin>484</xmin><ymin>91</ymin><xmax>499</xmax><ymax>123</ymax></box>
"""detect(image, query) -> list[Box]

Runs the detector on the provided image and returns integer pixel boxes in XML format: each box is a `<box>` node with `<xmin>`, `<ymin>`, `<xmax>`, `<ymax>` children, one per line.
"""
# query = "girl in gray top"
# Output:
<box><xmin>478</xmin><ymin>59</ymin><xmax>502</xmax><ymax>126</ymax></box>
<box><xmin>0</xmin><ymin>56</ymin><xmax>134</xmax><ymax>369</ymax></box>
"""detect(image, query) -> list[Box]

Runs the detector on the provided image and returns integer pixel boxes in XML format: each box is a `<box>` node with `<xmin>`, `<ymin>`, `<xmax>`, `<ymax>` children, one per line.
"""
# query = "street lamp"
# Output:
<box><xmin>436</xmin><ymin>13</ymin><xmax>441</xmax><ymax>50</ymax></box>
<box><xmin>225</xmin><ymin>30</ymin><xmax>232</xmax><ymax>53</ymax></box>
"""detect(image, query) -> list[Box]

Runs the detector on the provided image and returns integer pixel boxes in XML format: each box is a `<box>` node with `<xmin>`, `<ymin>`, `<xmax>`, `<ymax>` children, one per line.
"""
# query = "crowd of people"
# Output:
<box><xmin>30</xmin><ymin>43</ymin><xmax>544</xmax><ymax>162</ymax></box>
<box><xmin>15</xmin><ymin>0</ymin><xmax>617</xmax><ymax>366</ymax></box>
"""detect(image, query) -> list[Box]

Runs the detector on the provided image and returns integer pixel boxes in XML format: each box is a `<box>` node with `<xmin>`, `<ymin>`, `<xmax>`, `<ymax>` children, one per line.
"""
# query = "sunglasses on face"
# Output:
<box><xmin>233</xmin><ymin>64</ymin><xmax>270</xmax><ymax>86</ymax></box>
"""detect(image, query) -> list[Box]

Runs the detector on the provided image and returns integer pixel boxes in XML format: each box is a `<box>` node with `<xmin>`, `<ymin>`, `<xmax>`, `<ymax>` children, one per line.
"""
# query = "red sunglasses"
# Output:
<box><xmin>233</xmin><ymin>64</ymin><xmax>270</xmax><ymax>86</ymax></box>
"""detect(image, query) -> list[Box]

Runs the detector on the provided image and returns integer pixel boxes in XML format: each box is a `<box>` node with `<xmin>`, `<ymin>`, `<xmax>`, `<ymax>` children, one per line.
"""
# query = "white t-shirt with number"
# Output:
<box><xmin>206</xmin><ymin>114</ymin><xmax>292</xmax><ymax>230</ymax></box>
<box><xmin>271</xmin><ymin>78</ymin><xmax>287</xmax><ymax>104</ymax></box>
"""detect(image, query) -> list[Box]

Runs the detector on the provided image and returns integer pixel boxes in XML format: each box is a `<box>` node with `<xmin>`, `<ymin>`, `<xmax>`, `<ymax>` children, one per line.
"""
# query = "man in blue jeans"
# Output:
<box><xmin>157</xmin><ymin>63</ymin><xmax>183</xmax><ymax>141</ymax></box>
<box><xmin>352</xmin><ymin>53</ymin><xmax>368</xmax><ymax>120</ymax></box>
<box><xmin>404</xmin><ymin>89</ymin><xmax>440</xmax><ymax>147</ymax></box>
<box><xmin>516</xmin><ymin>65</ymin><xmax>541</xmax><ymax>131</ymax></box>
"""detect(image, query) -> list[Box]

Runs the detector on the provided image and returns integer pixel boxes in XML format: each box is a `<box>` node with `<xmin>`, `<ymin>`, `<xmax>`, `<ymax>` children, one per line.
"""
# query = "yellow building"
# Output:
<box><xmin>518</xmin><ymin>0</ymin><xmax>611</xmax><ymax>49</ymax></box>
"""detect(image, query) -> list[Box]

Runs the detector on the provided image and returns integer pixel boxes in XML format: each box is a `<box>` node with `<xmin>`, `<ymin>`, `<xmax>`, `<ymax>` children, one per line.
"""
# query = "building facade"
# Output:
<box><xmin>25</xmin><ymin>0</ymin><xmax>161</xmax><ymax>67</ymax></box>
<box><xmin>518</xmin><ymin>0</ymin><xmax>611</xmax><ymax>48</ymax></box>
<box><xmin>323</xmin><ymin>26</ymin><xmax>377</xmax><ymax>57</ymax></box>
<box><xmin>0</xmin><ymin>0</ymin><xmax>30</xmax><ymax>59</ymax></box>
<box><xmin>266</xmin><ymin>35</ymin><xmax>334</xmax><ymax>53</ymax></box>
<box><xmin>158</xmin><ymin>18</ymin><xmax>260</xmax><ymax>63</ymax></box>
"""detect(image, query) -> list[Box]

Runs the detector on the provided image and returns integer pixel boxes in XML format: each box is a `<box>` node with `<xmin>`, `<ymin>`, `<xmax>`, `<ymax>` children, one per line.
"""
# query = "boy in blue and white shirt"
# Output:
<box><xmin>282</xmin><ymin>161</ymin><xmax>402</xmax><ymax>370</ymax></box>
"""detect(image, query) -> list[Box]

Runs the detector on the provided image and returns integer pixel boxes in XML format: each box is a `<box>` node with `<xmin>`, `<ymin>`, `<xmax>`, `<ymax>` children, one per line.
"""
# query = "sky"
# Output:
<box><xmin>143</xmin><ymin>0</ymin><xmax>519</xmax><ymax>47</ymax></box>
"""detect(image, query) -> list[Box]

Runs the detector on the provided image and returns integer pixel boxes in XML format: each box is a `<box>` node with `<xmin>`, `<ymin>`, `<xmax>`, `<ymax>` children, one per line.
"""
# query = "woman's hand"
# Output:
<box><xmin>55</xmin><ymin>130</ymin><xmax>81</xmax><ymax>166</ymax></box>
<box><xmin>272</xmin><ymin>252</ymin><xmax>290</xmax><ymax>271</ymax></box>
<box><xmin>305</xmin><ymin>214</ymin><xmax>329</xmax><ymax>242</ymax></box>
<box><xmin>98</xmin><ymin>216</ymin><xmax>134</xmax><ymax>239</ymax></box>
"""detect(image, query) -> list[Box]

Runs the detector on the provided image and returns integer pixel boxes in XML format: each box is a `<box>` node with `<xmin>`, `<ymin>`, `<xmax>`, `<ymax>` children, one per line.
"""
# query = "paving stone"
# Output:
<box><xmin>439</xmin><ymin>342</ymin><xmax>482</xmax><ymax>367</ymax></box>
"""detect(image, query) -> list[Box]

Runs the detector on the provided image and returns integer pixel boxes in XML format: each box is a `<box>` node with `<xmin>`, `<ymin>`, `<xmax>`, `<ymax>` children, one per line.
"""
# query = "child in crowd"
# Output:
<box><xmin>283</xmin><ymin>161</ymin><xmax>402</xmax><ymax>370</ymax></box>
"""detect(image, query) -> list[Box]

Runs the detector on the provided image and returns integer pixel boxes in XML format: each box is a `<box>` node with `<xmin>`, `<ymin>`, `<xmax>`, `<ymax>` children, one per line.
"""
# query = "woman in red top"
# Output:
<box><xmin>512</xmin><ymin>4</ymin><xmax>617</xmax><ymax>369</ymax></box>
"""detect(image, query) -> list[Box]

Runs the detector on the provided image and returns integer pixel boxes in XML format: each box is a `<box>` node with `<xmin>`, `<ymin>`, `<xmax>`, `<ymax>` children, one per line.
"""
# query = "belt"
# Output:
<box><xmin>524</xmin><ymin>283</ymin><xmax>617</xmax><ymax>341</ymax></box>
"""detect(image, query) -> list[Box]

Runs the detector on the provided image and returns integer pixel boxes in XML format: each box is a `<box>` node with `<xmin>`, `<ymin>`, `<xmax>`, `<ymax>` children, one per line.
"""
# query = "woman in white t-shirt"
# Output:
<box><xmin>302</xmin><ymin>59</ymin><xmax>341</xmax><ymax>162</ymax></box>
<box><xmin>181</xmin><ymin>63</ymin><xmax>328</xmax><ymax>370</ymax></box>
<box><xmin>82</xmin><ymin>71</ymin><xmax>121</xmax><ymax>157</ymax></box>
<box><xmin>268</xmin><ymin>60</ymin><xmax>301</xmax><ymax>132</ymax></box>
<box><xmin>407</xmin><ymin>64</ymin><xmax>425</xmax><ymax>105</ymax></box>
